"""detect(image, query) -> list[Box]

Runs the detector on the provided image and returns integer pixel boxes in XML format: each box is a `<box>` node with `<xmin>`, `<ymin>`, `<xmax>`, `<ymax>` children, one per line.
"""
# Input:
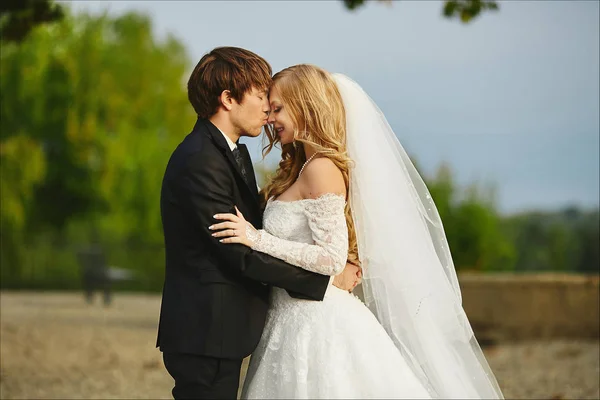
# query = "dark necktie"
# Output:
<box><xmin>232</xmin><ymin>147</ymin><xmax>249</xmax><ymax>184</ymax></box>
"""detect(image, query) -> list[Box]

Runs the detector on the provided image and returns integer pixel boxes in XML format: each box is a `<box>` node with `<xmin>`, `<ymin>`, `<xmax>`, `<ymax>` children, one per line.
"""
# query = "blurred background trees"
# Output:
<box><xmin>1</xmin><ymin>3</ymin><xmax>597</xmax><ymax>292</ymax></box>
<box><xmin>1</xmin><ymin>7</ymin><xmax>195</xmax><ymax>290</ymax></box>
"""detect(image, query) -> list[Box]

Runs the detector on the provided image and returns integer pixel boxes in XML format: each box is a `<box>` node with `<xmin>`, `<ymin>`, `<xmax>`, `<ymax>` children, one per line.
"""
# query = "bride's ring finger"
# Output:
<box><xmin>212</xmin><ymin>229</ymin><xmax>235</xmax><ymax>238</ymax></box>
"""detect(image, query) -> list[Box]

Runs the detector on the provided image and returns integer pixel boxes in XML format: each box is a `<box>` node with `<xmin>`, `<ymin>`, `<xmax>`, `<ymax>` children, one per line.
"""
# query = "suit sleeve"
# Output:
<box><xmin>177</xmin><ymin>150</ymin><xmax>330</xmax><ymax>301</ymax></box>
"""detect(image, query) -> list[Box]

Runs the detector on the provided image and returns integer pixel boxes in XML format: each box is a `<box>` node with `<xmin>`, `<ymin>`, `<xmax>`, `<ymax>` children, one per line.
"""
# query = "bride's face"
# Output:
<box><xmin>267</xmin><ymin>86</ymin><xmax>295</xmax><ymax>145</ymax></box>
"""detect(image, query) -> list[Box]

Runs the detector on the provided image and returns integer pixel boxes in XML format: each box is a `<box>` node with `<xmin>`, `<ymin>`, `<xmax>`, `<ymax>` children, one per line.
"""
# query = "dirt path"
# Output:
<box><xmin>1</xmin><ymin>292</ymin><xmax>598</xmax><ymax>399</ymax></box>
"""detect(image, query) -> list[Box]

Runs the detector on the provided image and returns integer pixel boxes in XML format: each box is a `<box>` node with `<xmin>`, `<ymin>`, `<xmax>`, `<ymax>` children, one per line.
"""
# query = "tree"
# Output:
<box><xmin>501</xmin><ymin>207</ymin><xmax>599</xmax><ymax>273</ymax></box>
<box><xmin>574</xmin><ymin>210</ymin><xmax>600</xmax><ymax>274</ymax></box>
<box><xmin>0</xmin><ymin>0</ymin><xmax>64</xmax><ymax>43</ymax></box>
<box><xmin>425</xmin><ymin>164</ymin><xmax>515</xmax><ymax>271</ymax></box>
<box><xmin>342</xmin><ymin>0</ymin><xmax>499</xmax><ymax>24</ymax></box>
<box><xmin>0</xmin><ymin>9</ymin><xmax>195</xmax><ymax>289</ymax></box>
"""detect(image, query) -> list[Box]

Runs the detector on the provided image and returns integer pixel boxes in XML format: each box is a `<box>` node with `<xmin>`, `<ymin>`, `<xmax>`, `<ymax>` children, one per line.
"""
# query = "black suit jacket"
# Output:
<box><xmin>157</xmin><ymin>119</ymin><xmax>330</xmax><ymax>359</ymax></box>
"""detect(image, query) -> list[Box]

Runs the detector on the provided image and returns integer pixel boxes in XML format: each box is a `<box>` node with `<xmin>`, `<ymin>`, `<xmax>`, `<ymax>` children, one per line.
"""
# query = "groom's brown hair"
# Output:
<box><xmin>188</xmin><ymin>47</ymin><xmax>272</xmax><ymax>119</ymax></box>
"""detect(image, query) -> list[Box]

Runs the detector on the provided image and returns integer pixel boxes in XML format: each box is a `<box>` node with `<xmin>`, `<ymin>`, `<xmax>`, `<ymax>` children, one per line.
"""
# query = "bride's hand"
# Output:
<box><xmin>209</xmin><ymin>206</ymin><xmax>258</xmax><ymax>248</ymax></box>
<box><xmin>333</xmin><ymin>262</ymin><xmax>362</xmax><ymax>292</ymax></box>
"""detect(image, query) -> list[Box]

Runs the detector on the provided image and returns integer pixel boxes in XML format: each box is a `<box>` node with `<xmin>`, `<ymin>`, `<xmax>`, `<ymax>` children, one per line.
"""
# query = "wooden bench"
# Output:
<box><xmin>77</xmin><ymin>246</ymin><xmax>135</xmax><ymax>306</ymax></box>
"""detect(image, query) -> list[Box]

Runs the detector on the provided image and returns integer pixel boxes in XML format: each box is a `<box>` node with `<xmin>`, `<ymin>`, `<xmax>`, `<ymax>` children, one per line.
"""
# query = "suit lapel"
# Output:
<box><xmin>237</xmin><ymin>143</ymin><xmax>260</xmax><ymax>201</ymax></box>
<box><xmin>200</xmin><ymin>119</ymin><xmax>260</xmax><ymax>207</ymax></box>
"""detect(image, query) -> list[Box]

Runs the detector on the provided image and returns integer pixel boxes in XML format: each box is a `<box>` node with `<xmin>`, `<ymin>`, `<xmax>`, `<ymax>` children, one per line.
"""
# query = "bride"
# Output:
<box><xmin>210</xmin><ymin>64</ymin><xmax>504</xmax><ymax>399</ymax></box>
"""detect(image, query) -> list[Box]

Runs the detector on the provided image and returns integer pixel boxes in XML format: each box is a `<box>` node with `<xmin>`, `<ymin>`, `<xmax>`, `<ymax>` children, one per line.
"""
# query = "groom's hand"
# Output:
<box><xmin>333</xmin><ymin>262</ymin><xmax>362</xmax><ymax>292</ymax></box>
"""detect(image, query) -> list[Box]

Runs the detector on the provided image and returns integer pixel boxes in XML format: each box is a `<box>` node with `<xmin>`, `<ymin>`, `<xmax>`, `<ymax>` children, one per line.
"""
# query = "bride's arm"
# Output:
<box><xmin>250</xmin><ymin>193</ymin><xmax>348</xmax><ymax>276</ymax></box>
<box><xmin>212</xmin><ymin>158</ymin><xmax>349</xmax><ymax>276</ymax></box>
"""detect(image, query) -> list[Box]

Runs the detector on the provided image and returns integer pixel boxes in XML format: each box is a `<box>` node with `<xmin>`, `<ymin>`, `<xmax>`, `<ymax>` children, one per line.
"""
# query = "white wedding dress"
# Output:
<box><xmin>241</xmin><ymin>73</ymin><xmax>503</xmax><ymax>399</ymax></box>
<box><xmin>241</xmin><ymin>193</ymin><xmax>433</xmax><ymax>399</ymax></box>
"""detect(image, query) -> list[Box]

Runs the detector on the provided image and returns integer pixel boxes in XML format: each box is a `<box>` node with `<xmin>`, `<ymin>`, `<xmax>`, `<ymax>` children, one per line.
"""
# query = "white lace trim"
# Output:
<box><xmin>252</xmin><ymin>193</ymin><xmax>348</xmax><ymax>276</ymax></box>
<box><xmin>268</xmin><ymin>192</ymin><xmax>346</xmax><ymax>206</ymax></box>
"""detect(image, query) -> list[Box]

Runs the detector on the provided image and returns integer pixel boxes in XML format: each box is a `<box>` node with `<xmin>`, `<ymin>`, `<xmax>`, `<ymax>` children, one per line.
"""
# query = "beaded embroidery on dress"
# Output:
<box><xmin>240</xmin><ymin>194</ymin><xmax>433</xmax><ymax>399</ymax></box>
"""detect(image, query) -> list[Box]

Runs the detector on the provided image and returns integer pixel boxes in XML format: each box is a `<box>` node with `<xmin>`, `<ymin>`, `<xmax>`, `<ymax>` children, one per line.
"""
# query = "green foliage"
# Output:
<box><xmin>504</xmin><ymin>208</ymin><xmax>600</xmax><ymax>274</ymax></box>
<box><xmin>423</xmin><ymin>165</ymin><xmax>598</xmax><ymax>274</ymax></box>
<box><xmin>342</xmin><ymin>0</ymin><xmax>499</xmax><ymax>24</ymax></box>
<box><xmin>0</xmin><ymin>0</ymin><xmax>64</xmax><ymax>43</ymax></box>
<box><xmin>442</xmin><ymin>0</ymin><xmax>498</xmax><ymax>23</ymax></box>
<box><xmin>342</xmin><ymin>0</ymin><xmax>372</xmax><ymax>11</ymax></box>
<box><xmin>424</xmin><ymin>164</ymin><xmax>515</xmax><ymax>272</ymax></box>
<box><xmin>0</xmin><ymin>135</ymin><xmax>47</xmax><ymax>283</ymax></box>
<box><xmin>0</xmin><ymin>8</ymin><xmax>195</xmax><ymax>290</ymax></box>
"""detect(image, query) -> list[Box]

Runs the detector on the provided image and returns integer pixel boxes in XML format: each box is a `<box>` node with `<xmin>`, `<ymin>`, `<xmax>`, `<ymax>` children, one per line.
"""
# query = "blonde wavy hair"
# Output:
<box><xmin>261</xmin><ymin>64</ymin><xmax>359</xmax><ymax>267</ymax></box>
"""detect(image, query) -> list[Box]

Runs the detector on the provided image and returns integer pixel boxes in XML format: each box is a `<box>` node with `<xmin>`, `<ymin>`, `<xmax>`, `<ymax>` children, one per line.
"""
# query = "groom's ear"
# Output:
<box><xmin>219</xmin><ymin>90</ymin><xmax>234</xmax><ymax>111</ymax></box>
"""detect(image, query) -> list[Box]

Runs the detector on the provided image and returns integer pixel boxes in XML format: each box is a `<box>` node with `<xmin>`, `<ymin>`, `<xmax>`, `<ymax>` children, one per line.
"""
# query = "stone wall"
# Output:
<box><xmin>354</xmin><ymin>273</ymin><xmax>599</xmax><ymax>342</ymax></box>
<box><xmin>459</xmin><ymin>273</ymin><xmax>599</xmax><ymax>342</ymax></box>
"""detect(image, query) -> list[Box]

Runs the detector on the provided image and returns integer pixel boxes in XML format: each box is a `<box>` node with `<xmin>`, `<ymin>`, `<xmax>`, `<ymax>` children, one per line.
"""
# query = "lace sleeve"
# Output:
<box><xmin>250</xmin><ymin>194</ymin><xmax>348</xmax><ymax>276</ymax></box>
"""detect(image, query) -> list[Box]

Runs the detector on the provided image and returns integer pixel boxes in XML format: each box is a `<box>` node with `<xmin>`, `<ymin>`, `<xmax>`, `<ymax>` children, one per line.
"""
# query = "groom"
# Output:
<box><xmin>157</xmin><ymin>47</ymin><xmax>361</xmax><ymax>399</ymax></box>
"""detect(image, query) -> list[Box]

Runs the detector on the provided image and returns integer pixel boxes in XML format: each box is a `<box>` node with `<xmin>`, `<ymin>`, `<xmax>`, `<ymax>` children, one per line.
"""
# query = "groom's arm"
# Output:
<box><xmin>178</xmin><ymin>150</ymin><xmax>329</xmax><ymax>301</ymax></box>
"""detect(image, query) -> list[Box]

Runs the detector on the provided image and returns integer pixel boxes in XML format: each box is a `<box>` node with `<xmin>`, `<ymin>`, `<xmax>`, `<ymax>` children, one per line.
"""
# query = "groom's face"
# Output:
<box><xmin>232</xmin><ymin>87</ymin><xmax>270</xmax><ymax>138</ymax></box>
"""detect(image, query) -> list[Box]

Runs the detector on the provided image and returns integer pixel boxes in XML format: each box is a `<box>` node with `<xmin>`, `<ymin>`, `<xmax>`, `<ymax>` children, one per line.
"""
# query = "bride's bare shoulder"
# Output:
<box><xmin>299</xmin><ymin>157</ymin><xmax>346</xmax><ymax>200</ymax></box>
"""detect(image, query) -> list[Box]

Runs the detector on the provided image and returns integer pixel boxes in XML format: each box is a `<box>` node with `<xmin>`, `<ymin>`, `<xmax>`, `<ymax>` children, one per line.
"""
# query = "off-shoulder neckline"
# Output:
<box><xmin>268</xmin><ymin>192</ymin><xmax>346</xmax><ymax>205</ymax></box>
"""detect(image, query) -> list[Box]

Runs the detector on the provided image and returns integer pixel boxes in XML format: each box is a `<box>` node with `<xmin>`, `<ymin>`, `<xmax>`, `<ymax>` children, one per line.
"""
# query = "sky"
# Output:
<box><xmin>67</xmin><ymin>0</ymin><xmax>600</xmax><ymax>215</ymax></box>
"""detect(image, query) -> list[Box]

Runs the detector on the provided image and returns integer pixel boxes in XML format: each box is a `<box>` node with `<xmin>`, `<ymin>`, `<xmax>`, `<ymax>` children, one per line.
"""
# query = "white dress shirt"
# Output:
<box><xmin>217</xmin><ymin>127</ymin><xmax>237</xmax><ymax>151</ymax></box>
